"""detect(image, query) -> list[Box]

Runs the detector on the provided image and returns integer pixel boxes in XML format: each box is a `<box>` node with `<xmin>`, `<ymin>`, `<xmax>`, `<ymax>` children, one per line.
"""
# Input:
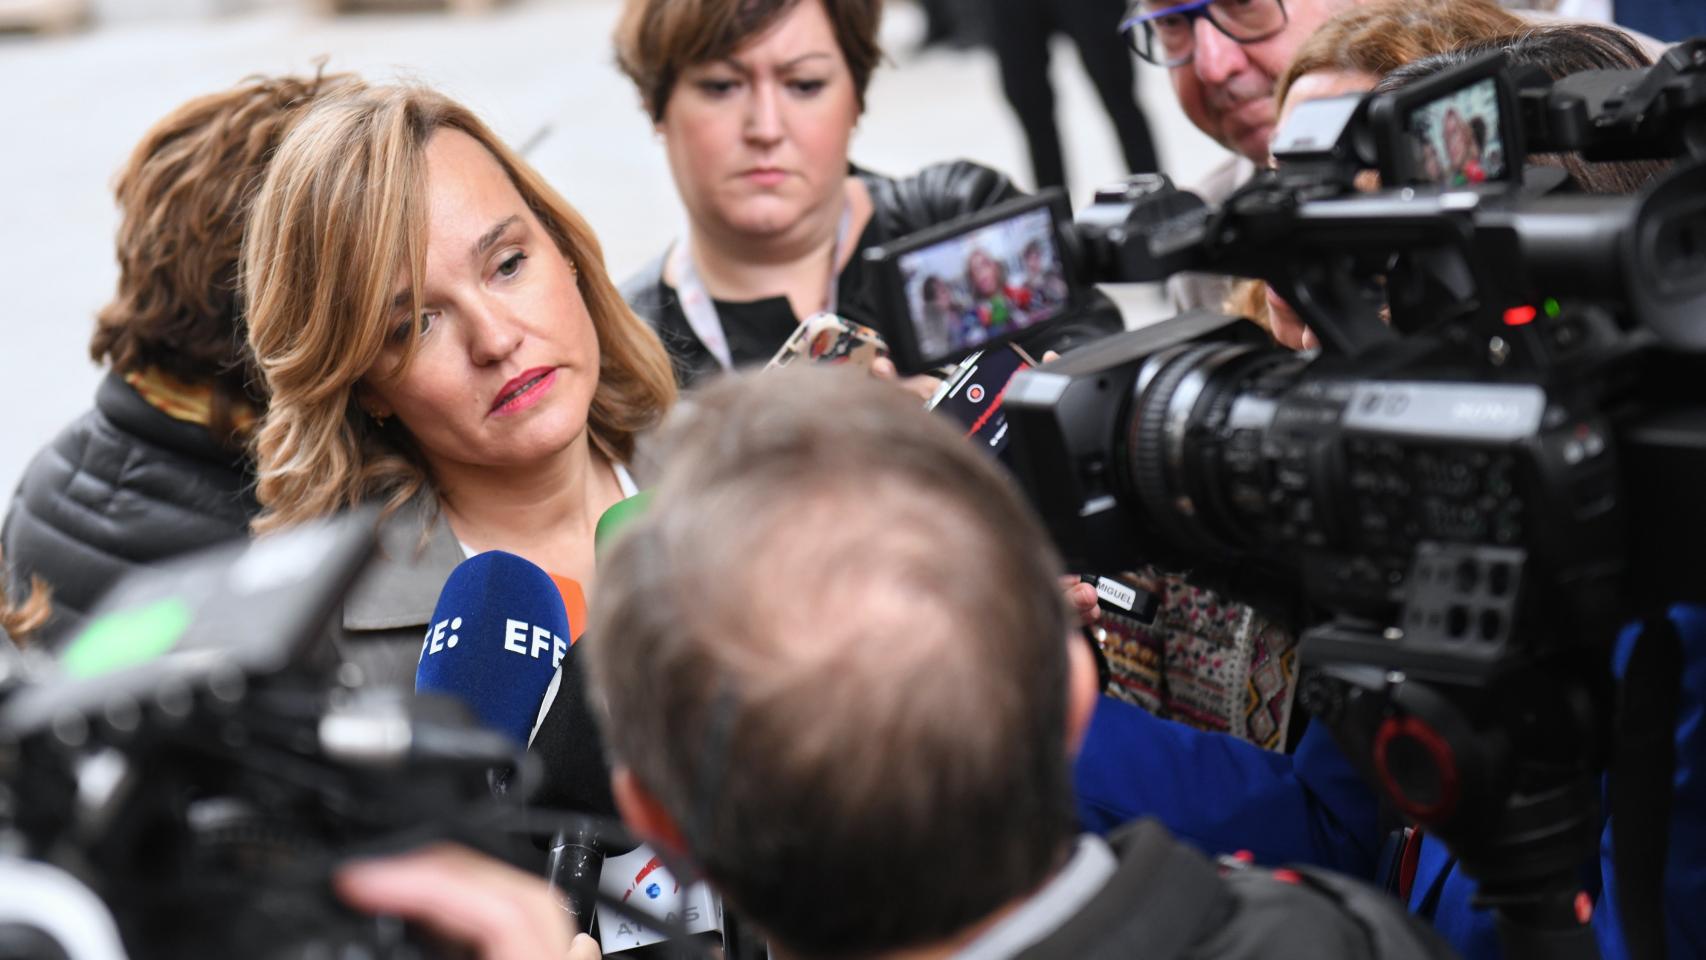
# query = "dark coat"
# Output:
<box><xmin>2</xmin><ymin>372</ymin><xmax>257</xmax><ymax>647</ymax></box>
<box><xmin>622</xmin><ymin>160</ymin><xmax>1124</xmax><ymax>388</ymax></box>
<box><xmin>1019</xmin><ymin>820</ymin><xmax>1453</xmax><ymax>960</ymax></box>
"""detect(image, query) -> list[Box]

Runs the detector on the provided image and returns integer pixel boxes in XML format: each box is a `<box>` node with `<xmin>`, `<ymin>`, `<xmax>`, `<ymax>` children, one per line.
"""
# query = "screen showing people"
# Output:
<box><xmin>898</xmin><ymin>207</ymin><xmax>1071</xmax><ymax>360</ymax></box>
<box><xmin>1406</xmin><ymin>76</ymin><xmax>1506</xmax><ymax>187</ymax></box>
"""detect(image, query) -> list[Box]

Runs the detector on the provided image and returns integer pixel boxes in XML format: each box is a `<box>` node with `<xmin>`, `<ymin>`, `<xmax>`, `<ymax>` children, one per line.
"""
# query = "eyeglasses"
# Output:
<box><xmin>1121</xmin><ymin>0</ymin><xmax>1290</xmax><ymax>68</ymax></box>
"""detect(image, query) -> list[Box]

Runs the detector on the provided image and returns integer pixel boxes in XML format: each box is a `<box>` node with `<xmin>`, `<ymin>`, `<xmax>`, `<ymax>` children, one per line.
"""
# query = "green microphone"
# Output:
<box><xmin>594</xmin><ymin>490</ymin><xmax>653</xmax><ymax>557</ymax></box>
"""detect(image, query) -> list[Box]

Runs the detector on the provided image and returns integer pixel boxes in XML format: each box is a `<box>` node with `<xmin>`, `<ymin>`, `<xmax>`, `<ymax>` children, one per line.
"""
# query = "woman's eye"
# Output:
<box><xmin>392</xmin><ymin>311</ymin><xmax>436</xmax><ymax>342</ymax></box>
<box><xmin>696</xmin><ymin>78</ymin><xmax>740</xmax><ymax>97</ymax></box>
<box><xmin>788</xmin><ymin>78</ymin><xmax>827</xmax><ymax>96</ymax></box>
<box><xmin>496</xmin><ymin>252</ymin><xmax>527</xmax><ymax>278</ymax></box>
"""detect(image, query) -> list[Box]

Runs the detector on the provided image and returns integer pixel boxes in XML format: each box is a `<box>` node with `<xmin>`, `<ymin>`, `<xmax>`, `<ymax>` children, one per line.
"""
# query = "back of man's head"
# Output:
<box><xmin>587</xmin><ymin>367</ymin><xmax>1079</xmax><ymax>958</ymax></box>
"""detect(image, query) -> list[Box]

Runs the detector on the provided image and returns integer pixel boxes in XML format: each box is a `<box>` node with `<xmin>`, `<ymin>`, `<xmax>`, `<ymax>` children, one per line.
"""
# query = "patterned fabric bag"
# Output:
<box><xmin>1095</xmin><ymin>568</ymin><xmax>1300</xmax><ymax>751</ymax></box>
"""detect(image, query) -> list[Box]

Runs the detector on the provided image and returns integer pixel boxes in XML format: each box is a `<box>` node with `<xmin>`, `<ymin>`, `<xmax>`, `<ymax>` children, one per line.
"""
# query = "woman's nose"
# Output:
<box><xmin>744</xmin><ymin>80</ymin><xmax>785</xmax><ymax>147</ymax></box>
<box><xmin>465</xmin><ymin>299</ymin><xmax>525</xmax><ymax>366</ymax></box>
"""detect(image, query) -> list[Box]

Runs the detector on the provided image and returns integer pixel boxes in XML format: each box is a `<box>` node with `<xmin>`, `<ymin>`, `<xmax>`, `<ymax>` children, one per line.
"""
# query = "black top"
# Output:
<box><xmin>622</xmin><ymin>160</ymin><xmax>1124</xmax><ymax>388</ymax></box>
<box><xmin>525</xmin><ymin>638</ymin><xmax>620</xmax><ymax>818</ymax></box>
<box><xmin>2</xmin><ymin>371</ymin><xmax>258</xmax><ymax>647</ymax></box>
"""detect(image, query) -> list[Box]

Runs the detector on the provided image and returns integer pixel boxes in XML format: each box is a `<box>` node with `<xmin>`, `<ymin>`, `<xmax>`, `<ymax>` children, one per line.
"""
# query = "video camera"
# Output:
<box><xmin>0</xmin><ymin>513</ymin><xmax>535</xmax><ymax>959</ymax></box>
<box><xmin>0</xmin><ymin>514</ymin><xmax>722</xmax><ymax>960</ymax></box>
<box><xmin>949</xmin><ymin>40</ymin><xmax>1706</xmax><ymax>958</ymax></box>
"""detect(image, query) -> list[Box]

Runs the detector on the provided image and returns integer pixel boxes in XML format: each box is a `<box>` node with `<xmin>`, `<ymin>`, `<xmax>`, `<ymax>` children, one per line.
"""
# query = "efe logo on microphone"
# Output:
<box><xmin>419</xmin><ymin>614</ymin><xmax>567</xmax><ymax>670</ymax></box>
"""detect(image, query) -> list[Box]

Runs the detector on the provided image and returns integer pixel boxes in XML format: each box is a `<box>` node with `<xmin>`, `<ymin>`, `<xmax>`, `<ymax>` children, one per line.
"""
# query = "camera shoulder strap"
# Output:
<box><xmin>1610</xmin><ymin>612</ymin><xmax>1683</xmax><ymax>960</ymax></box>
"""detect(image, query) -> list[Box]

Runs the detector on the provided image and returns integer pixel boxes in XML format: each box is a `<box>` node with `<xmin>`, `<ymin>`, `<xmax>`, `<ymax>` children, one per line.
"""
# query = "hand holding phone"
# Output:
<box><xmin>927</xmin><ymin>344</ymin><xmax>1036</xmax><ymax>459</ymax></box>
<box><xmin>766</xmin><ymin>313</ymin><xmax>889</xmax><ymax>371</ymax></box>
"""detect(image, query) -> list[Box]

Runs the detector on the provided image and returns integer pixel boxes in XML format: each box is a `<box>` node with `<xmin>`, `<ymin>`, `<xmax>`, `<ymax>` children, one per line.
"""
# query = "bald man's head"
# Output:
<box><xmin>587</xmin><ymin>368</ymin><xmax>1081</xmax><ymax>956</ymax></box>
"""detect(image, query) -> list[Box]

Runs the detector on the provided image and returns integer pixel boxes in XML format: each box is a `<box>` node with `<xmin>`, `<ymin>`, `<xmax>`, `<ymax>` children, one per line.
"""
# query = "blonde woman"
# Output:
<box><xmin>243</xmin><ymin>84</ymin><xmax>677</xmax><ymax>691</ymax></box>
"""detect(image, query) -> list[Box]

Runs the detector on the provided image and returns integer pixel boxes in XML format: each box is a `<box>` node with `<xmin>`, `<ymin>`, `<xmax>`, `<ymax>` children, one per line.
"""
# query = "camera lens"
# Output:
<box><xmin>1115</xmin><ymin>342</ymin><xmax>1300</xmax><ymax>565</ymax></box>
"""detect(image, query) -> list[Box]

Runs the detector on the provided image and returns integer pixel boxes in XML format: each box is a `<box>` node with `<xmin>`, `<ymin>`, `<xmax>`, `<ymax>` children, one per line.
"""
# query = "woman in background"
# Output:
<box><xmin>1</xmin><ymin>71</ymin><xmax>362</xmax><ymax>647</ymax></box>
<box><xmin>614</xmin><ymin>0</ymin><xmax>1119</xmax><ymax>389</ymax></box>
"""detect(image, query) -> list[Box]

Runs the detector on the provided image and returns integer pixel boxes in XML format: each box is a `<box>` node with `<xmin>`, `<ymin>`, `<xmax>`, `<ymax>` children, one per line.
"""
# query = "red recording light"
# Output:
<box><xmin>1504</xmin><ymin>305</ymin><xmax>1537</xmax><ymax>326</ymax></box>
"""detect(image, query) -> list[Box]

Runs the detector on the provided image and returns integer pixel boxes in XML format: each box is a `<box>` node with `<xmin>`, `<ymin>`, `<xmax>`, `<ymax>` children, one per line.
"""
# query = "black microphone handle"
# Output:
<box><xmin>548</xmin><ymin>823</ymin><xmax>605</xmax><ymax>938</ymax></box>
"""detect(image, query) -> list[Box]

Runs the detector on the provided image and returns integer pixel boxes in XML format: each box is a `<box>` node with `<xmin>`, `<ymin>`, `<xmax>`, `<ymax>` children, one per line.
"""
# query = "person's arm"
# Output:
<box><xmin>1592</xmin><ymin>604</ymin><xmax>1706</xmax><ymax>959</ymax></box>
<box><xmin>336</xmin><ymin>844</ymin><xmax>600</xmax><ymax>960</ymax></box>
<box><xmin>1658</xmin><ymin>606</ymin><xmax>1706</xmax><ymax>955</ymax></box>
<box><xmin>1074</xmin><ymin>694</ymin><xmax>1385</xmax><ymax>878</ymax></box>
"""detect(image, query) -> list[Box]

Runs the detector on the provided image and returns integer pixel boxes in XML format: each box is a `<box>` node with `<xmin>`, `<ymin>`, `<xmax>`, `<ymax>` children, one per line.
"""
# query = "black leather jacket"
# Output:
<box><xmin>622</xmin><ymin>160</ymin><xmax>1123</xmax><ymax>388</ymax></box>
<box><xmin>2</xmin><ymin>372</ymin><xmax>257</xmax><ymax>647</ymax></box>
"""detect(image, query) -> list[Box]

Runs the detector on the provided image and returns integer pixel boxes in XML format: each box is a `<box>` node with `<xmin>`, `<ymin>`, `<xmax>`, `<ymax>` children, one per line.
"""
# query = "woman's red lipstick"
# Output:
<box><xmin>490</xmin><ymin>367</ymin><xmax>557</xmax><ymax>416</ymax></box>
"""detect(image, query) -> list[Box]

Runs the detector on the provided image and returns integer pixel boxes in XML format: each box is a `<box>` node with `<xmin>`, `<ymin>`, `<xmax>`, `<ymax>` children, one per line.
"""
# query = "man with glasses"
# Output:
<box><xmin>1121</xmin><ymin>0</ymin><xmax>1360</xmax><ymax>310</ymax></box>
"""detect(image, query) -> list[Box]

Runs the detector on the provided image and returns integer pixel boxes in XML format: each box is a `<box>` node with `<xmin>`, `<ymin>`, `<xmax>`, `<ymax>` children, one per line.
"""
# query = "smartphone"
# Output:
<box><xmin>927</xmin><ymin>343</ymin><xmax>1036</xmax><ymax>459</ymax></box>
<box><xmin>766</xmin><ymin>312</ymin><xmax>890</xmax><ymax>371</ymax></box>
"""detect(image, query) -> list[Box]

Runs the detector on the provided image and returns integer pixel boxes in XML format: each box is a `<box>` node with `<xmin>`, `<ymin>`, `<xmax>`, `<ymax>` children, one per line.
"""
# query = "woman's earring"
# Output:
<box><xmin>368</xmin><ymin>408</ymin><xmax>391</xmax><ymax>427</ymax></box>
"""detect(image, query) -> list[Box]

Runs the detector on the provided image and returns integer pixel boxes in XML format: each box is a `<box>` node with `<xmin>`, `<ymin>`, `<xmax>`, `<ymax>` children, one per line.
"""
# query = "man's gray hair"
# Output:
<box><xmin>585</xmin><ymin>366</ymin><xmax>1078</xmax><ymax>957</ymax></box>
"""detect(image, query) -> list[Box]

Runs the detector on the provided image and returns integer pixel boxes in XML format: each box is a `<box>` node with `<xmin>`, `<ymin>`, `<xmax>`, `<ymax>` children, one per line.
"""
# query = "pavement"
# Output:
<box><xmin>0</xmin><ymin>0</ymin><xmax>1232</xmax><ymax>517</ymax></box>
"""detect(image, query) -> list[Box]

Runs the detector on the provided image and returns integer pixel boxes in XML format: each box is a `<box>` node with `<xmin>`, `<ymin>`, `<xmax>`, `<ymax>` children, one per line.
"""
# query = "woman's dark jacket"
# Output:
<box><xmin>622</xmin><ymin>160</ymin><xmax>1124</xmax><ymax>387</ymax></box>
<box><xmin>1</xmin><ymin>372</ymin><xmax>258</xmax><ymax>647</ymax></box>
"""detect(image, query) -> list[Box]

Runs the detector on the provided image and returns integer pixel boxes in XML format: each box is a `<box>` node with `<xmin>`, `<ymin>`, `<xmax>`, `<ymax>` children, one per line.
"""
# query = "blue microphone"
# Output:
<box><xmin>414</xmin><ymin>551</ymin><xmax>569</xmax><ymax>749</ymax></box>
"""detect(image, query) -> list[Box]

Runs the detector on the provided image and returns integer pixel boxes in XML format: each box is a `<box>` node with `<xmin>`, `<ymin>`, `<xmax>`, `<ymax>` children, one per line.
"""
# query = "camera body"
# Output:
<box><xmin>995</xmin><ymin>44</ymin><xmax>1706</xmax><ymax>903</ymax></box>
<box><xmin>0</xmin><ymin>513</ymin><xmax>521</xmax><ymax>960</ymax></box>
<box><xmin>1009</xmin><ymin>46</ymin><xmax>1706</xmax><ymax>664</ymax></box>
<box><xmin>1005</xmin><ymin>310</ymin><xmax>1634</xmax><ymax>681</ymax></box>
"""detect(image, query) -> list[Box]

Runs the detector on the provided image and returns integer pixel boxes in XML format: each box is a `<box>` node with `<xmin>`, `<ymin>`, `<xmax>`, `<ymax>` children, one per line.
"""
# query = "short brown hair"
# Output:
<box><xmin>90</xmin><ymin>70</ymin><xmax>362</xmax><ymax>441</ymax></box>
<box><xmin>242</xmin><ymin>84</ymin><xmax>678</xmax><ymax>533</ymax></box>
<box><xmin>587</xmin><ymin>367</ymin><xmax>1076</xmax><ymax>956</ymax></box>
<box><xmin>614</xmin><ymin>0</ymin><xmax>883</xmax><ymax>123</ymax></box>
<box><xmin>1277</xmin><ymin>0</ymin><xmax>1525</xmax><ymax>107</ymax></box>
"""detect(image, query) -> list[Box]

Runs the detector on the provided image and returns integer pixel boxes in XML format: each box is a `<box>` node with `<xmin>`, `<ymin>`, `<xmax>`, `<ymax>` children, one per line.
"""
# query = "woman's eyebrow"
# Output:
<box><xmin>386</xmin><ymin>215</ymin><xmax>526</xmax><ymax>307</ymax></box>
<box><xmin>472</xmin><ymin>215</ymin><xmax>524</xmax><ymax>260</ymax></box>
<box><xmin>719</xmin><ymin>51</ymin><xmax>834</xmax><ymax>75</ymax></box>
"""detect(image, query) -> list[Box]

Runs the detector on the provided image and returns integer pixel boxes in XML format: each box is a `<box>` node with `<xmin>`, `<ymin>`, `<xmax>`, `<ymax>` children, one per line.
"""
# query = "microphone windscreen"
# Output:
<box><xmin>415</xmin><ymin>551</ymin><xmax>569</xmax><ymax>749</ymax></box>
<box><xmin>594</xmin><ymin>491</ymin><xmax>652</xmax><ymax>558</ymax></box>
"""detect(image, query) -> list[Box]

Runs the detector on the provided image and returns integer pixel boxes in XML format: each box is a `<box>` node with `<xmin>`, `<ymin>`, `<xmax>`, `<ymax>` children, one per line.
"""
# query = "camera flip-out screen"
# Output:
<box><xmin>1406</xmin><ymin>76</ymin><xmax>1508</xmax><ymax>186</ymax></box>
<box><xmin>865</xmin><ymin>191</ymin><xmax>1077</xmax><ymax>374</ymax></box>
<box><xmin>1373</xmin><ymin>51</ymin><xmax>1523</xmax><ymax>189</ymax></box>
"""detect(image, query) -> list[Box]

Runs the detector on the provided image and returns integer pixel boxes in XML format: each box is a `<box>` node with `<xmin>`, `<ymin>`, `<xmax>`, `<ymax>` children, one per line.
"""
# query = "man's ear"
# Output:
<box><xmin>612</xmin><ymin>765</ymin><xmax>692</xmax><ymax>862</ymax></box>
<box><xmin>1064</xmin><ymin>629</ymin><xmax>1100</xmax><ymax>756</ymax></box>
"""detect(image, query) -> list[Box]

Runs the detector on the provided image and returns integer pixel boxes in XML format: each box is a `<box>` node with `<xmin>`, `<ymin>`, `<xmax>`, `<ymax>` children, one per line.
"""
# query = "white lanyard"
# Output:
<box><xmin>671</xmin><ymin>204</ymin><xmax>855</xmax><ymax>371</ymax></box>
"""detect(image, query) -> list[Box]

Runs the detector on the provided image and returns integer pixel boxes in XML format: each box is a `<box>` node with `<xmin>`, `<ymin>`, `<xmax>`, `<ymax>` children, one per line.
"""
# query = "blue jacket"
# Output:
<box><xmin>1075</xmin><ymin>607</ymin><xmax>1706</xmax><ymax>960</ymax></box>
<box><xmin>1614</xmin><ymin>0</ymin><xmax>1706</xmax><ymax>43</ymax></box>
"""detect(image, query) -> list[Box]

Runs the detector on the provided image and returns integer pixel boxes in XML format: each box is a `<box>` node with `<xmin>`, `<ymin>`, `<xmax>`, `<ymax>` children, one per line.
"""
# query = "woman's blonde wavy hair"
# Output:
<box><xmin>243</xmin><ymin>84</ymin><xmax>677</xmax><ymax>534</ymax></box>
